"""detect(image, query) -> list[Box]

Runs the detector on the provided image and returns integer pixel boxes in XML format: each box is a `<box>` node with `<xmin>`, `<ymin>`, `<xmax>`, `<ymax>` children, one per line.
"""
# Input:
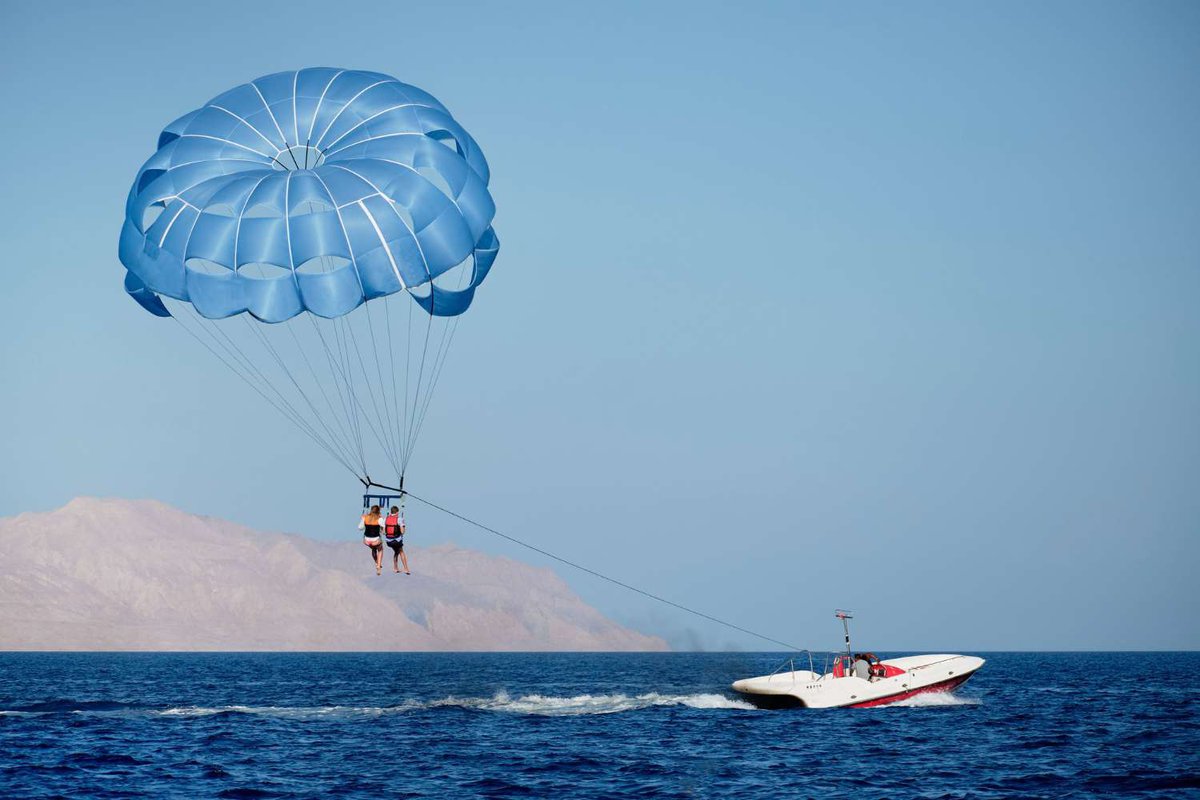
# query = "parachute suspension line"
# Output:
<box><xmin>403</xmin><ymin>292</ymin><xmax>414</xmax><ymax>476</ymax></box>
<box><xmin>168</xmin><ymin>310</ymin><xmax>359</xmax><ymax>477</ymax></box>
<box><xmin>404</xmin><ymin>254</ymin><xmax>473</xmax><ymax>474</ymax></box>
<box><xmin>307</xmin><ymin>314</ymin><xmax>368</xmax><ymax>476</ymax></box>
<box><xmin>383</xmin><ymin>294</ymin><xmax>404</xmax><ymax>471</ymax></box>
<box><xmin>196</xmin><ymin>312</ymin><xmax>358</xmax><ymax>474</ymax></box>
<box><xmin>240</xmin><ymin>316</ymin><xmax>361</xmax><ymax>472</ymax></box>
<box><xmin>402</xmin><ymin>296</ymin><xmax>436</xmax><ymax>472</ymax></box>
<box><xmin>331</xmin><ymin>310</ymin><xmax>405</xmax><ymax>480</ymax></box>
<box><xmin>344</xmin><ymin>307</ymin><xmax>403</xmax><ymax>479</ymax></box>
<box><xmin>172</xmin><ymin>311</ymin><xmax>303</xmax><ymax>438</ymax></box>
<box><xmin>362</xmin><ymin>300</ymin><xmax>403</xmax><ymax>480</ymax></box>
<box><xmin>182</xmin><ymin>309</ymin><xmax>331</xmax><ymax>453</ymax></box>
<box><xmin>273</xmin><ymin>222</ymin><xmax>362</xmax><ymax>474</ymax></box>
<box><xmin>161</xmin><ymin>285</ymin><xmax>465</xmax><ymax>488</ymax></box>
<box><xmin>282</xmin><ymin>318</ymin><xmax>363</xmax><ymax>475</ymax></box>
<box><xmin>407</xmin><ymin>314</ymin><xmax>460</xmax><ymax>474</ymax></box>
<box><xmin>304</xmin><ymin>311</ymin><xmax>369</xmax><ymax>474</ymax></box>
<box><xmin>323</xmin><ymin>311</ymin><xmax>399</xmax><ymax>478</ymax></box>
<box><xmin>329</xmin><ymin>313</ymin><xmax>370</xmax><ymax>471</ymax></box>
<box><xmin>413</xmin><ymin>316</ymin><xmax>451</xmax><ymax>445</ymax></box>
<box><xmin>404</xmin><ymin>491</ymin><xmax>805</xmax><ymax>653</ymax></box>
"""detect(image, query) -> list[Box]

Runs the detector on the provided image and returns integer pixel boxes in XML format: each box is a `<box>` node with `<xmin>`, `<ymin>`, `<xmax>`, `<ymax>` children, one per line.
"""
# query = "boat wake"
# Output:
<box><xmin>1</xmin><ymin>691</ymin><xmax>986</xmax><ymax>717</ymax></box>
<box><xmin>156</xmin><ymin>692</ymin><xmax>760</xmax><ymax>717</ymax></box>
<box><xmin>426</xmin><ymin>691</ymin><xmax>758</xmax><ymax>715</ymax></box>
<box><xmin>3</xmin><ymin>693</ymin><xmax>757</xmax><ymax>719</ymax></box>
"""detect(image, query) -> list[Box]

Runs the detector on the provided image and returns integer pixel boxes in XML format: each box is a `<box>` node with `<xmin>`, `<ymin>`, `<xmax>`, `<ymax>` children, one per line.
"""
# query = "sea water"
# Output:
<box><xmin>1</xmin><ymin>652</ymin><xmax>1197</xmax><ymax>798</ymax></box>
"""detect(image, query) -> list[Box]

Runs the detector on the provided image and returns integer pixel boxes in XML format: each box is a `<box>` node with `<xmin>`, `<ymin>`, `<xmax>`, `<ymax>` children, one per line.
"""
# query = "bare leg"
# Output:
<box><xmin>400</xmin><ymin>549</ymin><xmax>410</xmax><ymax>574</ymax></box>
<box><xmin>392</xmin><ymin>546</ymin><xmax>400</xmax><ymax>572</ymax></box>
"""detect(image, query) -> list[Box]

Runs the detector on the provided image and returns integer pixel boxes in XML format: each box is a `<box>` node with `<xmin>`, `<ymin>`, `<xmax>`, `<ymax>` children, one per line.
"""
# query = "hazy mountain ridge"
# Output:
<box><xmin>0</xmin><ymin>498</ymin><xmax>666</xmax><ymax>651</ymax></box>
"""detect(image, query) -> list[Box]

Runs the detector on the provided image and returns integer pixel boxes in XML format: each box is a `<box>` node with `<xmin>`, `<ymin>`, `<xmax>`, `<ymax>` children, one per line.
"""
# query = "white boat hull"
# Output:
<box><xmin>732</xmin><ymin>654</ymin><xmax>985</xmax><ymax>709</ymax></box>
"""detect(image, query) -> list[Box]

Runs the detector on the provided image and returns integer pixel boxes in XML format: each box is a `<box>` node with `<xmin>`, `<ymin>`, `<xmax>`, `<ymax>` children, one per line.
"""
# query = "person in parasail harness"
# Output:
<box><xmin>359</xmin><ymin>505</ymin><xmax>384</xmax><ymax>576</ymax></box>
<box><xmin>384</xmin><ymin>505</ymin><xmax>410</xmax><ymax>575</ymax></box>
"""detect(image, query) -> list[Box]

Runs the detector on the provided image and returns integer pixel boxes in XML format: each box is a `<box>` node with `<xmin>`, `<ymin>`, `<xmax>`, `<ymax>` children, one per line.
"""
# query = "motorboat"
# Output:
<box><xmin>731</xmin><ymin>610</ymin><xmax>984</xmax><ymax>709</ymax></box>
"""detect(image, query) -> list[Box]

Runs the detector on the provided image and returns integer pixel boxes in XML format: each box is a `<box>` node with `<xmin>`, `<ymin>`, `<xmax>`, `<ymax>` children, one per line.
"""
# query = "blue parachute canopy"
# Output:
<box><xmin>117</xmin><ymin>70</ymin><xmax>501</xmax><ymax>482</ymax></box>
<box><xmin>119</xmin><ymin>68</ymin><xmax>498</xmax><ymax>322</ymax></box>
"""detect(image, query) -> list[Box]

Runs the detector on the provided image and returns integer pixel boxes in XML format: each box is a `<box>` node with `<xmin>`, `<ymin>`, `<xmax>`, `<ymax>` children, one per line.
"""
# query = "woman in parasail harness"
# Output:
<box><xmin>359</xmin><ymin>505</ymin><xmax>385</xmax><ymax>575</ymax></box>
<box><xmin>384</xmin><ymin>505</ymin><xmax>410</xmax><ymax>575</ymax></box>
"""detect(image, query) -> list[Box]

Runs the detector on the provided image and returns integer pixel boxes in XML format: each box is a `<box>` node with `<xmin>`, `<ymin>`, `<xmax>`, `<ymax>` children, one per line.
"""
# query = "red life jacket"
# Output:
<box><xmin>384</xmin><ymin>513</ymin><xmax>402</xmax><ymax>539</ymax></box>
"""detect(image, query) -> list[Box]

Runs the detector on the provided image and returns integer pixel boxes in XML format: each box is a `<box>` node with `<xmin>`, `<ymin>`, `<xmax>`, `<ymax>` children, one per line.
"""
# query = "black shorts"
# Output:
<box><xmin>386</xmin><ymin>538</ymin><xmax>404</xmax><ymax>553</ymax></box>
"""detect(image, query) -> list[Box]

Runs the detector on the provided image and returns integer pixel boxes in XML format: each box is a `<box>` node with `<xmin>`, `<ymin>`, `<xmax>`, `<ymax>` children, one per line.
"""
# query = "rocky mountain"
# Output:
<box><xmin>0</xmin><ymin>498</ymin><xmax>666</xmax><ymax>651</ymax></box>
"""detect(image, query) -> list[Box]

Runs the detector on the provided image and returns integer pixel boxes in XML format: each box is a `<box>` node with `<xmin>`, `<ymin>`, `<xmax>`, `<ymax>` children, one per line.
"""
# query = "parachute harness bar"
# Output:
<box><xmin>400</xmin><ymin>488</ymin><xmax>805</xmax><ymax>653</ymax></box>
<box><xmin>361</xmin><ymin>476</ymin><xmax>405</xmax><ymax>513</ymax></box>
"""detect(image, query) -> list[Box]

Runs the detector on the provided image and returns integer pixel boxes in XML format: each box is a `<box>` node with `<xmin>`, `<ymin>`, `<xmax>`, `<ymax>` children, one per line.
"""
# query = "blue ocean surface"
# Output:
<box><xmin>1</xmin><ymin>652</ymin><xmax>1197</xmax><ymax>798</ymax></box>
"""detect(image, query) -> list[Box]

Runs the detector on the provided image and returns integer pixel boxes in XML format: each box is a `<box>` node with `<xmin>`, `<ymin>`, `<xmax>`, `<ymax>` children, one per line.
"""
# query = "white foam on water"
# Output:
<box><xmin>158</xmin><ymin>707</ymin><xmax>224</xmax><ymax>717</ymax></box>
<box><xmin>149</xmin><ymin>692</ymin><xmax>757</xmax><ymax>719</ymax></box>
<box><xmin>156</xmin><ymin>705</ymin><xmax>393</xmax><ymax>718</ymax></box>
<box><xmin>441</xmin><ymin>691</ymin><xmax>757</xmax><ymax>715</ymax></box>
<box><xmin>889</xmin><ymin>691</ymin><xmax>980</xmax><ymax>708</ymax></box>
<box><xmin>678</xmin><ymin>692</ymin><xmax>759</xmax><ymax>711</ymax></box>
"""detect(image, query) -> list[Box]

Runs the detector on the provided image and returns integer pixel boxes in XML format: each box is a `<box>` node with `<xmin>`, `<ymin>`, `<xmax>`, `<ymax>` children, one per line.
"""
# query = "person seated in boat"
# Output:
<box><xmin>867</xmin><ymin>653</ymin><xmax>887</xmax><ymax>679</ymax></box>
<box><xmin>853</xmin><ymin>654</ymin><xmax>872</xmax><ymax>680</ymax></box>
<box><xmin>855</xmin><ymin>652</ymin><xmax>887</xmax><ymax>680</ymax></box>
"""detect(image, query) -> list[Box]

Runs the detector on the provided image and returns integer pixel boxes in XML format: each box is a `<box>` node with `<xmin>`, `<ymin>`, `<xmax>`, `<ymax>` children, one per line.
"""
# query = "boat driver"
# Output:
<box><xmin>853</xmin><ymin>654</ymin><xmax>872</xmax><ymax>680</ymax></box>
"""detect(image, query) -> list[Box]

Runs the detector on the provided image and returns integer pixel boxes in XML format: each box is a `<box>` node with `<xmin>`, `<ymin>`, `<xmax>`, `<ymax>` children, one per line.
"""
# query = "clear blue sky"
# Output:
<box><xmin>1</xmin><ymin>0</ymin><xmax>1196</xmax><ymax>650</ymax></box>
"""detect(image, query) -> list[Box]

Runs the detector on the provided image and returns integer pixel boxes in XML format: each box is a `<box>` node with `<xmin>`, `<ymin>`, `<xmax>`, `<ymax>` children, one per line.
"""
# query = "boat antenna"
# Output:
<box><xmin>835</xmin><ymin>609</ymin><xmax>854</xmax><ymax>659</ymax></box>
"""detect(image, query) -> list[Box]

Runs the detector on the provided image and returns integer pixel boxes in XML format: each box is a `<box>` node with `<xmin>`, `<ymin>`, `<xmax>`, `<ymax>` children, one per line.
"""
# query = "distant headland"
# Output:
<box><xmin>0</xmin><ymin>498</ymin><xmax>666</xmax><ymax>652</ymax></box>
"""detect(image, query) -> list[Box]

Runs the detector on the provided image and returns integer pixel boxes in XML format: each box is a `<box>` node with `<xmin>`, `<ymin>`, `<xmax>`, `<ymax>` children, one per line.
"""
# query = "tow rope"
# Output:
<box><xmin>403</xmin><ymin>489</ymin><xmax>805</xmax><ymax>653</ymax></box>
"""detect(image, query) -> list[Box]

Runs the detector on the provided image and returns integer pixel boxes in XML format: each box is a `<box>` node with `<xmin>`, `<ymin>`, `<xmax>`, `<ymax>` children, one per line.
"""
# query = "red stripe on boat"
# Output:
<box><xmin>847</xmin><ymin>672</ymin><xmax>974</xmax><ymax>708</ymax></box>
